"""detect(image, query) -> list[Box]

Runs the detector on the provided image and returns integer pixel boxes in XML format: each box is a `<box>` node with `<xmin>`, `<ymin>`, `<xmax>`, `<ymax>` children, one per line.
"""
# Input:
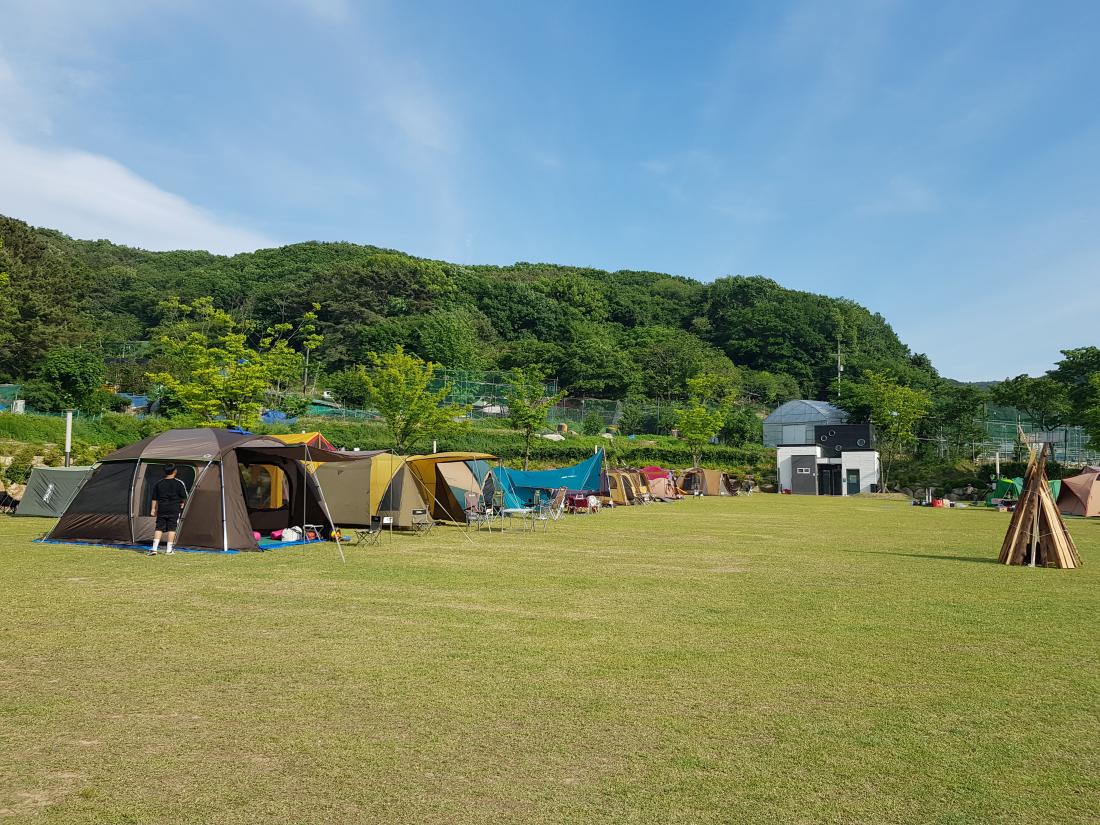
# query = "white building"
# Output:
<box><xmin>777</xmin><ymin>445</ymin><xmax>881</xmax><ymax>496</ymax></box>
<box><xmin>769</xmin><ymin>406</ymin><xmax>881</xmax><ymax>496</ymax></box>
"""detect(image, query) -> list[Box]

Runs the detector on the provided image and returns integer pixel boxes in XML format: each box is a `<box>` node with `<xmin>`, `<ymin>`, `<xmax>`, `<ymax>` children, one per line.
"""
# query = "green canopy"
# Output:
<box><xmin>986</xmin><ymin>476</ymin><xmax>1060</xmax><ymax>506</ymax></box>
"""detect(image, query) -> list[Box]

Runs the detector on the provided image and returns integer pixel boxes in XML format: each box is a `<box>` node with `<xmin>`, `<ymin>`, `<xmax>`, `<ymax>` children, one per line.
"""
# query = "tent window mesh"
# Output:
<box><xmin>67</xmin><ymin>462</ymin><xmax>135</xmax><ymax>514</ymax></box>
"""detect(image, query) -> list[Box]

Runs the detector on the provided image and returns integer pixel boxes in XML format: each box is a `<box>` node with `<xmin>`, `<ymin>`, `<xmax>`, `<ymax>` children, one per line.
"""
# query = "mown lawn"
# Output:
<box><xmin>0</xmin><ymin>496</ymin><xmax>1097</xmax><ymax>824</ymax></box>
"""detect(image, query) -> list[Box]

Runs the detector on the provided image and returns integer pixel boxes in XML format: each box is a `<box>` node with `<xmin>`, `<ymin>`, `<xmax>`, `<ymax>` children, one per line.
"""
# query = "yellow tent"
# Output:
<box><xmin>313</xmin><ymin>452</ymin><xmax>431</xmax><ymax>529</ymax></box>
<box><xmin>270</xmin><ymin>432</ymin><xmax>336</xmax><ymax>450</ymax></box>
<box><xmin>406</xmin><ymin>452</ymin><xmax>496</xmax><ymax>522</ymax></box>
<box><xmin>603</xmin><ymin>470</ymin><xmax>637</xmax><ymax>506</ymax></box>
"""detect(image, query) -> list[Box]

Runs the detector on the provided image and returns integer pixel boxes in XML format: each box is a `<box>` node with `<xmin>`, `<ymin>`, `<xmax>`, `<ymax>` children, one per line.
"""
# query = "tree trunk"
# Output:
<box><xmin>523</xmin><ymin>429</ymin><xmax>531</xmax><ymax>471</ymax></box>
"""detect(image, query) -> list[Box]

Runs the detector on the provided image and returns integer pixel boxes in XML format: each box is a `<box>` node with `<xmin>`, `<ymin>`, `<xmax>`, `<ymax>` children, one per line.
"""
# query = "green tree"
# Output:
<box><xmin>628</xmin><ymin>326</ymin><xmax>732</xmax><ymax>400</ymax></box>
<box><xmin>581</xmin><ymin>410</ymin><xmax>605</xmax><ymax>436</ymax></box>
<box><xmin>675</xmin><ymin>400</ymin><xmax>726</xmax><ymax>468</ymax></box>
<box><xmin>147</xmin><ymin>331</ymin><xmax>271</xmax><ymax>427</ymax></box>
<box><xmin>617</xmin><ymin>396</ymin><xmax>646</xmax><ymax>436</ymax></box>
<box><xmin>842</xmin><ymin>372</ymin><xmax>931</xmax><ymax>490</ymax></box>
<box><xmin>990</xmin><ymin>375</ymin><xmax>1070</xmax><ymax>433</ymax></box>
<box><xmin>30</xmin><ymin>347</ymin><xmax>107</xmax><ymax>413</ymax></box>
<box><xmin>145</xmin><ymin>298</ymin><xmax>318</xmax><ymax>427</ymax></box>
<box><xmin>720</xmin><ymin>405</ymin><xmax>763</xmax><ymax>446</ymax></box>
<box><xmin>1080</xmin><ymin>373</ymin><xmax>1100</xmax><ymax>450</ymax></box>
<box><xmin>922</xmin><ymin>384</ymin><xmax>986</xmax><ymax>459</ymax></box>
<box><xmin>261</xmin><ymin>302</ymin><xmax>324</xmax><ymax>395</ymax></box>
<box><xmin>360</xmin><ymin>346</ymin><xmax>469</xmax><ymax>453</ymax></box>
<box><xmin>1049</xmin><ymin>347</ymin><xmax>1100</xmax><ymax>423</ymax></box>
<box><xmin>0</xmin><ymin>240</ymin><xmax>16</xmax><ymax>357</ymax></box>
<box><xmin>505</xmin><ymin>366</ymin><xmax>566</xmax><ymax>470</ymax></box>
<box><xmin>326</xmin><ymin>366</ymin><xmax>372</xmax><ymax>409</ymax></box>
<box><xmin>417</xmin><ymin>310</ymin><xmax>487</xmax><ymax>370</ymax></box>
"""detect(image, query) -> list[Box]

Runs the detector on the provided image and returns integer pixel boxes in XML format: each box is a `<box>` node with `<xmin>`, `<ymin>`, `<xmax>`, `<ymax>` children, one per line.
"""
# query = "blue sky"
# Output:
<box><xmin>1</xmin><ymin>0</ymin><xmax>1098</xmax><ymax>381</ymax></box>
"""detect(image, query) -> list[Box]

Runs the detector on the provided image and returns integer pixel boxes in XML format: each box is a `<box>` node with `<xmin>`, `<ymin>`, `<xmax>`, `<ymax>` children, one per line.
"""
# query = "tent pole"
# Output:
<box><xmin>219</xmin><ymin>462</ymin><xmax>228</xmax><ymax>553</ymax></box>
<box><xmin>177</xmin><ymin>459</ymin><xmax>214</xmax><ymax>548</ymax></box>
<box><xmin>303</xmin><ymin>443</ymin><xmax>344</xmax><ymax>562</ymax></box>
<box><xmin>127</xmin><ymin>460</ymin><xmax>140</xmax><ymax>545</ymax></box>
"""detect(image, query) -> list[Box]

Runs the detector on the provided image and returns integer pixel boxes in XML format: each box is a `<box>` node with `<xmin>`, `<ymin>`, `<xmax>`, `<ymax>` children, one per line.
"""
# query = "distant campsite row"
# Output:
<box><xmin>17</xmin><ymin>428</ymin><xmax>745</xmax><ymax>553</ymax></box>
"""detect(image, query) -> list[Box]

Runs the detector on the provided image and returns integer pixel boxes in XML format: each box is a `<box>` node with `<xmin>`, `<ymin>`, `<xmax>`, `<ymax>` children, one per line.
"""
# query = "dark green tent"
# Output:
<box><xmin>15</xmin><ymin>466</ymin><xmax>94</xmax><ymax>517</ymax></box>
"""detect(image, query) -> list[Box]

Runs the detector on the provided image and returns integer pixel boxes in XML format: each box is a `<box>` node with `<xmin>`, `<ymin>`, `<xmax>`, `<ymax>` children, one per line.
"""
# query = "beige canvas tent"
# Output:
<box><xmin>313</xmin><ymin>453</ymin><xmax>431</xmax><ymax>529</ymax></box>
<box><xmin>602</xmin><ymin>470</ymin><xmax>637</xmax><ymax>506</ymax></box>
<box><xmin>677</xmin><ymin>468</ymin><xmax>734</xmax><ymax>496</ymax></box>
<box><xmin>1057</xmin><ymin>466</ymin><xmax>1100</xmax><ymax>518</ymax></box>
<box><xmin>647</xmin><ymin>476</ymin><xmax>680</xmax><ymax>500</ymax></box>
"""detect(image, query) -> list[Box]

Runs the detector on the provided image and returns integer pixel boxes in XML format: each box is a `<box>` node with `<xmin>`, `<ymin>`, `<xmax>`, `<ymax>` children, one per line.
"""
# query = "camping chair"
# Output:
<box><xmin>464</xmin><ymin>491</ymin><xmax>493</xmax><ymax>533</ymax></box>
<box><xmin>336</xmin><ymin>516</ymin><xmax>383</xmax><ymax>547</ymax></box>
<box><xmin>547</xmin><ymin>487</ymin><xmax>568</xmax><ymax>521</ymax></box>
<box><xmin>410</xmin><ymin>507</ymin><xmax>434</xmax><ymax>537</ymax></box>
<box><xmin>0</xmin><ymin>492</ymin><xmax>17</xmax><ymax>515</ymax></box>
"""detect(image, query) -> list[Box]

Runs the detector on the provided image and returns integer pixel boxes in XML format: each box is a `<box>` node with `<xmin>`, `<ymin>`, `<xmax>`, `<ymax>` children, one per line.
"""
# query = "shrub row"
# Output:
<box><xmin>0</xmin><ymin>413</ymin><xmax>777</xmax><ymax>478</ymax></box>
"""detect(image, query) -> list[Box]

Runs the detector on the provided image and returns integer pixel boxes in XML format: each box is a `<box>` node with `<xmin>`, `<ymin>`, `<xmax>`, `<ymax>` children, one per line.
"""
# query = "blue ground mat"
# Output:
<box><xmin>34</xmin><ymin>538</ymin><xmax>327</xmax><ymax>554</ymax></box>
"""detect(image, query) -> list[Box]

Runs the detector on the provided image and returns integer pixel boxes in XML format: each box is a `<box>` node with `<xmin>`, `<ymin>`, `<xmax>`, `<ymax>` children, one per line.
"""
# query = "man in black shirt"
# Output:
<box><xmin>148</xmin><ymin>464</ymin><xmax>188</xmax><ymax>555</ymax></box>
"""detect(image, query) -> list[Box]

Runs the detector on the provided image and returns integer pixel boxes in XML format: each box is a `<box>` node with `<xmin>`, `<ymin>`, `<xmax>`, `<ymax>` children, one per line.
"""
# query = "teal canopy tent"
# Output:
<box><xmin>495</xmin><ymin>450</ymin><xmax>606</xmax><ymax>509</ymax></box>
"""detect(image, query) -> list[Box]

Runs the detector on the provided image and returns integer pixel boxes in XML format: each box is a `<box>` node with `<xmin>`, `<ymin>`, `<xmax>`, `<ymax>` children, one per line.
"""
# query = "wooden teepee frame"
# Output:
<box><xmin>998</xmin><ymin>438</ymin><xmax>1081</xmax><ymax>568</ymax></box>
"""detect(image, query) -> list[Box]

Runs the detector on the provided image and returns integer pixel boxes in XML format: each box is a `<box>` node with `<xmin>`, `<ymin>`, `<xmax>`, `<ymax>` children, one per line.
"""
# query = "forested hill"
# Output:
<box><xmin>0</xmin><ymin>214</ymin><xmax>938</xmax><ymax>401</ymax></box>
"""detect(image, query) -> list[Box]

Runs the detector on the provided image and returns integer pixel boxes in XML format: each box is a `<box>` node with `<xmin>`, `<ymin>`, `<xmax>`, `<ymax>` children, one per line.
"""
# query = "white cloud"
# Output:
<box><xmin>0</xmin><ymin>130</ymin><xmax>276</xmax><ymax>254</ymax></box>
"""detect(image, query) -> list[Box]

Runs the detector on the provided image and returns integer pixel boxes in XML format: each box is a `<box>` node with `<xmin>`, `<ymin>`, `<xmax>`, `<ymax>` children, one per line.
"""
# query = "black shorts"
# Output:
<box><xmin>156</xmin><ymin>514</ymin><xmax>180</xmax><ymax>532</ymax></box>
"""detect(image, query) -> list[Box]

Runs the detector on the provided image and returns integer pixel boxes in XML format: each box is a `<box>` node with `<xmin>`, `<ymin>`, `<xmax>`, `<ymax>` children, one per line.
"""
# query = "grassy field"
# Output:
<box><xmin>1</xmin><ymin>496</ymin><xmax>1097</xmax><ymax>824</ymax></box>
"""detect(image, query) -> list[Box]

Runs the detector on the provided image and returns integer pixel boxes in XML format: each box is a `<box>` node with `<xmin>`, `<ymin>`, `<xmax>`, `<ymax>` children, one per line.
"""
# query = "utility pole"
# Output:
<box><xmin>836</xmin><ymin>337</ymin><xmax>843</xmax><ymax>398</ymax></box>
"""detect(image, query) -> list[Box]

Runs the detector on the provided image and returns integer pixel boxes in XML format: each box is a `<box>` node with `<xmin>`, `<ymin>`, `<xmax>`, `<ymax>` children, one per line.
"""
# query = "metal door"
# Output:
<box><xmin>791</xmin><ymin>455</ymin><xmax>817</xmax><ymax>495</ymax></box>
<box><xmin>846</xmin><ymin>469</ymin><xmax>860</xmax><ymax>496</ymax></box>
<box><xmin>818</xmin><ymin>465</ymin><xmax>843</xmax><ymax>496</ymax></box>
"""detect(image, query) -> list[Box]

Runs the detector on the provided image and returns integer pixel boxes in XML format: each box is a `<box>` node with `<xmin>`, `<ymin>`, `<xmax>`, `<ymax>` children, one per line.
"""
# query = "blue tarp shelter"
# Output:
<box><xmin>495</xmin><ymin>450</ymin><xmax>606</xmax><ymax>508</ymax></box>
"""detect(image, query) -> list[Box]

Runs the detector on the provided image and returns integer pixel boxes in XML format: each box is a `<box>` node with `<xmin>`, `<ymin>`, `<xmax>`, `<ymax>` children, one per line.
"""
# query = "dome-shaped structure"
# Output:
<box><xmin>763</xmin><ymin>400</ymin><xmax>848</xmax><ymax>447</ymax></box>
<box><xmin>44</xmin><ymin>429</ymin><xmax>355</xmax><ymax>552</ymax></box>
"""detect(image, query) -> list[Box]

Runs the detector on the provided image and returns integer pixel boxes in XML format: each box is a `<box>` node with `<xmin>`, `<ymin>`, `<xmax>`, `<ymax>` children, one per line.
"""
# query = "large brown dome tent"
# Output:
<box><xmin>42</xmin><ymin>428</ymin><xmax>357</xmax><ymax>552</ymax></box>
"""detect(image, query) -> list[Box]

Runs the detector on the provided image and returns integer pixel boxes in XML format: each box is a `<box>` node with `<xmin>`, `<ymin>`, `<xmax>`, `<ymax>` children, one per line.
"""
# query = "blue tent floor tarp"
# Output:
<box><xmin>35</xmin><ymin>538</ymin><xmax>326</xmax><ymax>554</ymax></box>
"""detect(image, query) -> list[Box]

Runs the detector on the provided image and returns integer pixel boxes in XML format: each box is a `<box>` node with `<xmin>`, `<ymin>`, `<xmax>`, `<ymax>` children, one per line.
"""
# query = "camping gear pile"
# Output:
<box><xmin>20</xmin><ymin>427</ymin><xmax>755</xmax><ymax>554</ymax></box>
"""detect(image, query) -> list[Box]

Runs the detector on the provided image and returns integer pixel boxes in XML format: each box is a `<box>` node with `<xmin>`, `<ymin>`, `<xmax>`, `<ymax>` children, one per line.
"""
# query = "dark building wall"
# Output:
<box><xmin>813</xmin><ymin>424</ymin><xmax>875</xmax><ymax>456</ymax></box>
